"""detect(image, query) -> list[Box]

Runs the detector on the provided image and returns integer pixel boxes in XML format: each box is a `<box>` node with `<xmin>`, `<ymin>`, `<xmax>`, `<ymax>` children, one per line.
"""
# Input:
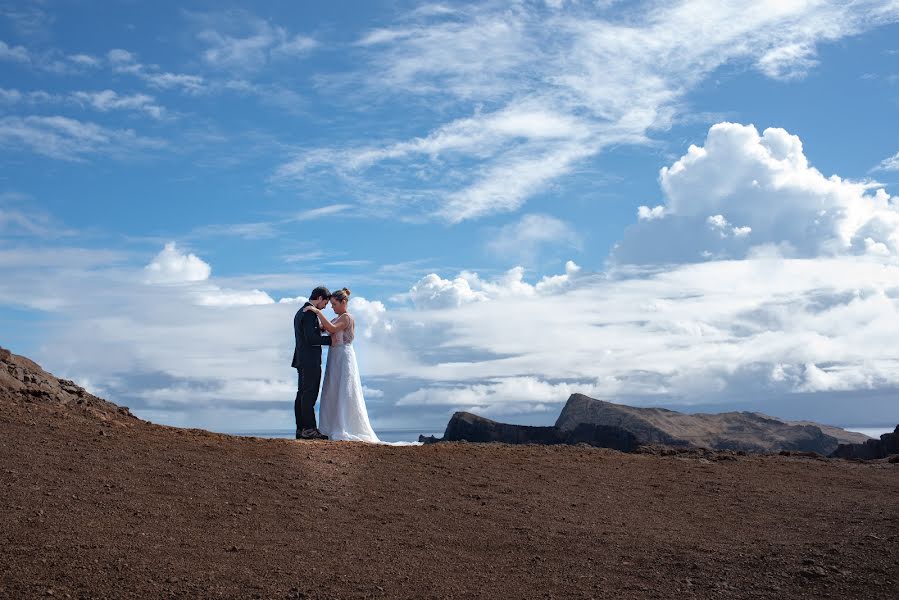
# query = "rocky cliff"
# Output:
<box><xmin>830</xmin><ymin>426</ymin><xmax>899</xmax><ymax>460</ymax></box>
<box><xmin>441</xmin><ymin>411</ymin><xmax>638</xmax><ymax>452</ymax></box>
<box><xmin>437</xmin><ymin>393</ymin><xmax>874</xmax><ymax>455</ymax></box>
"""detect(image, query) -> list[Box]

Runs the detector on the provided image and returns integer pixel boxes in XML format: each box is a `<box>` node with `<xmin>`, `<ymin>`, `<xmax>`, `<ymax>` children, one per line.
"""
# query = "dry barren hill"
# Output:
<box><xmin>2</xmin><ymin>346</ymin><xmax>899</xmax><ymax>599</ymax></box>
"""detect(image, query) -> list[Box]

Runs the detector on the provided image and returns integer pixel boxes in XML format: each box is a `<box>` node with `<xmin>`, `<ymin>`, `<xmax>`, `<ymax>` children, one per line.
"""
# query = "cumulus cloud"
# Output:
<box><xmin>408</xmin><ymin>273</ymin><xmax>488</xmax><ymax>309</ymax></box>
<box><xmin>143</xmin><ymin>243</ymin><xmax>273</xmax><ymax>306</ymax></box>
<box><xmin>613</xmin><ymin>122</ymin><xmax>899</xmax><ymax>264</ymax></box>
<box><xmin>637</xmin><ymin>205</ymin><xmax>665</xmax><ymax>221</ymax></box>
<box><xmin>144</xmin><ymin>242</ymin><xmax>211</xmax><ymax>283</ymax></box>
<box><xmin>406</xmin><ymin>261</ymin><xmax>584</xmax><ymax>309</ymax></box>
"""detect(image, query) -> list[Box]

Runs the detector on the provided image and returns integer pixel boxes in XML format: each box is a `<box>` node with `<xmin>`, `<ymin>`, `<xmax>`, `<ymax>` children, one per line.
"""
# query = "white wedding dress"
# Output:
<box><xmin>318</xmin><ymin>313</ymin><xmax>381</xmax><ymax>443</ymax></box>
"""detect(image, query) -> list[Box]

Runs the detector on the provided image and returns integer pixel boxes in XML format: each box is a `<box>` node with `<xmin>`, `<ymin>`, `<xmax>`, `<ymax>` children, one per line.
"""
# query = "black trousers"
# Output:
<box><xmin>295</xmin><ymin>365</ymin><xmax>322</xmax><ymax>432</ymax></box>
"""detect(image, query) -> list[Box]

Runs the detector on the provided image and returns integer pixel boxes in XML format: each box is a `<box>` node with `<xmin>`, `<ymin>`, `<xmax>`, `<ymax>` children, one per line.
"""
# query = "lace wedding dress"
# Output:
<box><xmin>319</xmin><ymin>313</ymin><xmax>381</xmax><ymax>443</ymax></box>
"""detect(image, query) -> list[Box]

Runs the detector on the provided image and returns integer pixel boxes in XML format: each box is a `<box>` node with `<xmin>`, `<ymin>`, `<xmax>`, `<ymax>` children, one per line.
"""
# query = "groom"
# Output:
<box><xmin>292</xmin><ymin>286</ymin><xmax>332</xmax><ymax>440</ymax></box>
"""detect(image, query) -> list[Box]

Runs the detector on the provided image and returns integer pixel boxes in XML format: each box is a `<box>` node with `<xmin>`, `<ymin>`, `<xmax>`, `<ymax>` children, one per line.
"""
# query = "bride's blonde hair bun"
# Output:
<box><xmin>333</xmin><ymin>287</ymin><xmax>351</xmax><ymax>302</ymax></box>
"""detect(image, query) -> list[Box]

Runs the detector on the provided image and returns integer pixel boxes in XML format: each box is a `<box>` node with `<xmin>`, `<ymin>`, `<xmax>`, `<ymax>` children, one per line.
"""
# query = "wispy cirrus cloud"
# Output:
<box><xmin>1</xmin><ymin>3</ymin><xmax>54</xmax><ymax>38</ymax></box>
<box><xmin>107</xmin><ymin>49</ymin><xmax>207</xmax><ymax>94</ymax></box>
<box><xmin>0</xmin><ymin>115</ymin><xmax>166</xmax><ymax>161</ymax></box>
<box><xmin>187</xmin><ymin>204</ymin><xmax>354</xmax><ymax>241</ymax></box>
<box><xmin>71</xmin><ymin>90</ymin><xmax>166</xmax><ymax>119</ymax></box>
<box><xmin>0</xmin><ymin>192</ymin><xmax>75</xmax><ymax>238</ymax></box>
<box><xmin>873</xmin><ymin>151</ymin><xmax>899</xmax><ymax>172</ymax></box>
<box><xmin>190</xmin><ymin>11</ymin><xmax>317</xmax><ymax>72</ymax></box>
<box><xmin>277</xmin><ymin>1</ymin><xmax>899</xmax><ymax>224</ymax></box>
<box><xmin>290</xmin><ymin>204</ymin><xmax>352</xmax><ymax>222</ymax></box>
<box><xmin>1</xmin><ymin>86</ymin><xmax>167</xmax><ymax>121</ymax></box>
<box><xmin>486</xmin><ymin>213</ymin><xmax>582</xmax><ymax>261</ymax></box>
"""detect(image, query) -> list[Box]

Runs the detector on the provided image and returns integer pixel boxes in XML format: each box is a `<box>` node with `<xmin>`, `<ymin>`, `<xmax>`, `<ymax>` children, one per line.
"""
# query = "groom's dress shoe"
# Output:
<box><xmin>300</xmin><ymin>428</ymin><xmax>329</xmax><ymax>440</ymax></box>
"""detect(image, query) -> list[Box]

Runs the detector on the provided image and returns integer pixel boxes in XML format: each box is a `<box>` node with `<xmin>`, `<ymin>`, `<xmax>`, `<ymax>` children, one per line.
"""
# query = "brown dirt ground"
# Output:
<box><xmin>2</xmin><ymin>395</ymin><xmax>898</xmax><ymax>600</ymax></box>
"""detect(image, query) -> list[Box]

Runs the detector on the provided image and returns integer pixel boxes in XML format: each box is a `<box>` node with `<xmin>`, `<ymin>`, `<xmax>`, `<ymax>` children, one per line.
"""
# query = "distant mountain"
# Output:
<box><xmin>435</xmin><ymin>393</ymin><xmax>876</xmax><ymax>455</ymax></box>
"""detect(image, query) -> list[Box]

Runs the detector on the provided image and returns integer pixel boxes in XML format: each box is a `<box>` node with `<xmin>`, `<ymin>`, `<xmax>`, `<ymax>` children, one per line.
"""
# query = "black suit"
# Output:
<box><xmin>292</xmin><ymin>302</ymin><xmax>331</xmax><ymax>432</ymax></box>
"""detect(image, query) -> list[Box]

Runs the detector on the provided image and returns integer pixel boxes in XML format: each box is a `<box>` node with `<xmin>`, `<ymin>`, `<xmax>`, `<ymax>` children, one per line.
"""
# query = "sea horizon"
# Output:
<box><xmin>224</xmin><ymin>424</ymin><xmax>897</xmax><ymax>444</ymax></box>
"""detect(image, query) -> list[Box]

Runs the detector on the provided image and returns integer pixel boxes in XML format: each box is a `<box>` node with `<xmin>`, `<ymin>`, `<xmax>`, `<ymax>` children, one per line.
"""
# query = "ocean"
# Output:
<box><xmin>844</xmin><ymin>426</ymin><xmax>896</xmax><ymax>439</ymax></box>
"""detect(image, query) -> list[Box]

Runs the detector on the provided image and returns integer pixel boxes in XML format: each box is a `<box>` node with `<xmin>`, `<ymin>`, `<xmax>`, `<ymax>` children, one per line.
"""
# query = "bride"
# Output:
<box><xmin>303</xmin><ymin>288</ymin><xmax>380</xmax><ymax>443</ymax></box>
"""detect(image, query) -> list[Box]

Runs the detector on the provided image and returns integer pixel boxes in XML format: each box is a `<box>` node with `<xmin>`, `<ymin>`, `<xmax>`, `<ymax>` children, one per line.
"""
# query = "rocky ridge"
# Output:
<box><xmin>0</xmin><ymin>346</ymin><xmax>134</xmax><ymax>425</ymax></box>
<box><xmin>437</xmin><ymin>411</ymin><xmax>639</xmax><ymax>451</ymax></box>
<box><xmin>431</xmin><ymin>393</ymin><xmax>881</xmax><ymax>456</ymax></box>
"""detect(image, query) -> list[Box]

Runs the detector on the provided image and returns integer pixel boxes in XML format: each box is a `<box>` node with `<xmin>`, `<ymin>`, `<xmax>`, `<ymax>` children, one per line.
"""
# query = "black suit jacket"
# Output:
<box><xmin>291</xmin><ymin>302</ymin><xmax>332</xmax><ymax>369</ymax></box>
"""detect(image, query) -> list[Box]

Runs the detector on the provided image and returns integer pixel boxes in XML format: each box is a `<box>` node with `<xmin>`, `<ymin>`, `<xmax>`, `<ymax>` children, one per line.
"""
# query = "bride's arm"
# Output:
<box><xmin>303</xmin><ymin>306</ymin><xmax>349</xmax><ymax>334</ymax></box>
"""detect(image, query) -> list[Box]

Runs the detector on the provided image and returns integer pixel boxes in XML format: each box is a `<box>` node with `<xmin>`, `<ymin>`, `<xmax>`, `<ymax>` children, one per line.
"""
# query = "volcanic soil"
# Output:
<box><xmin>2</xmin><ymin>381</ymin><xmax>898</xmax><ymax>598</ymax></box>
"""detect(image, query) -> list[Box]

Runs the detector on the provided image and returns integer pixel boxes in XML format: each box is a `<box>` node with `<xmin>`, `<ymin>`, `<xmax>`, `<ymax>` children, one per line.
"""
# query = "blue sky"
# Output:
<box><xmin>3</xmin><ymin>0</ymin><xmax>899</xmax><ymax>434</ymax></box>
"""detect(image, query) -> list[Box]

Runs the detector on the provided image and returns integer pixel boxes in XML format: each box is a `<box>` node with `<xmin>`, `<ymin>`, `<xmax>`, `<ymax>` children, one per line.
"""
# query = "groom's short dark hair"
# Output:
<box><xmin>310</xmin><ymin>286</ymin><xmax>331</xmax><ymax>301</ymax></box>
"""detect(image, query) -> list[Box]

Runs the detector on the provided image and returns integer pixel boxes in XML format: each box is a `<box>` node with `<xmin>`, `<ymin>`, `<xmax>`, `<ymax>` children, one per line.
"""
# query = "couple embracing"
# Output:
<box><xmin>291</xmin><ymin>286</ymin><xmax>379</xmax><ymax>443</ymax></box>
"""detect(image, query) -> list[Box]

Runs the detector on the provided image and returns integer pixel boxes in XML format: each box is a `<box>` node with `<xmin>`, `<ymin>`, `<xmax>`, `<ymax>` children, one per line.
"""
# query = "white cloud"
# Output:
<box><xmin>756</xmin><ymin>42</ymin><xmax>818</xmax><ymax>80</ymax></box>
<box><xmin>397</xmin><ymin>376</ymin><xmax>610</xmax><ymax>418</ymax></box>
<box><xmin>406</xmin><ymin>261</ymin><xmax>584</xmax><ymax>309</ymax></box>
<box><xmin>196</xmin><ymin>288</ymin><xmax>274</xmax><ymax>307</ymax></box>
<box><xmin>873</xmin><ymin>151</ymin><xmax>899</xmax><ymax>172</ymax></box>
<box><xmin>0</xmin><ymin>115</ymin><xmax>166</xmax><ymax>161</ymax></box>
<box><xmin>0</xmin><ymin>193</ymin><xmax>74</xmax><ymax>238</ymax></box>
<box><xmin>290</xmin><ymin>204</ymin><xmax>352</xmax><ymax>222</ymax></box>
<box><xmin>638</xmin><ymin>205</ymin><xmax>665</xmax><ymax>221</ymax></box>
<box><xmin>0</xmin><ymin>40</ymin><xmax>30</xmax><ymax>63</ymax></box>
<box><xmin>0</xmin><ymin>87</ymin><xmax>22</xmax><ymax>103</ymax></box>
<box><xmin>143</xmin><ymin>243</ymin><xmax>278</xmax><ymax>307</ymax></box>
<box><xmin>349</xmin><ymin>297</ymin><xmax>392</xmax><ymax>339</ymax></box>
<box><xmin>614</xmin><ymin>122</ymin><xmax>899</xmax><ymax>264</ymax></box>
<box><xmin>68</xmin><ymin>53</ymin><xmax>100</xmax><ymax>67</ymax></box>
<box><xmin>144</xmin><ymin>242</ymin><xmax>211</xmax><ymax>283</ymax></box>
<box><xmin>143</xmin><ymin>71</ymin><xmax>206</xmax><ymax>92</ymax></box>
<box><xmin>275</xmin><ymin>1</ymin><xmax>899</xmax><ymax>222</ymax></box>
<box><xmin>191</xmin><ymin>221</ymin><xmax>279</xmax><ymax>240</ymax></box>
<box><xmin>107</xmin><ymin>48</ymin><xmax>206</xmax><ymax>94</ymax></box>
<box><xmin>408</xmin><ymin>273</ymin><xmax>488</xmax><ymax>309</ymax></box>
<box><xmin>72</xmin><ymin>90</ymin><xmax>165</xmax><ymax>119</ymax></box>
<box><xmin>487</xmin><ymin>213</ymin><xmax>580</xmax><ymax>259</ymax></box>
<box><xmin>107</xmin><ymin>48</ymin><xmax>134</xmax><ymax>64</ymax></box>
<box><xmin>197</xmin><ymin>17</ymin><xmax>317</xmax><ymax>71</ymax></box>
<box><xmin>5</xmin><ymin>234</ymin><xmax>899</xmax><ymax>431</ymax></box>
